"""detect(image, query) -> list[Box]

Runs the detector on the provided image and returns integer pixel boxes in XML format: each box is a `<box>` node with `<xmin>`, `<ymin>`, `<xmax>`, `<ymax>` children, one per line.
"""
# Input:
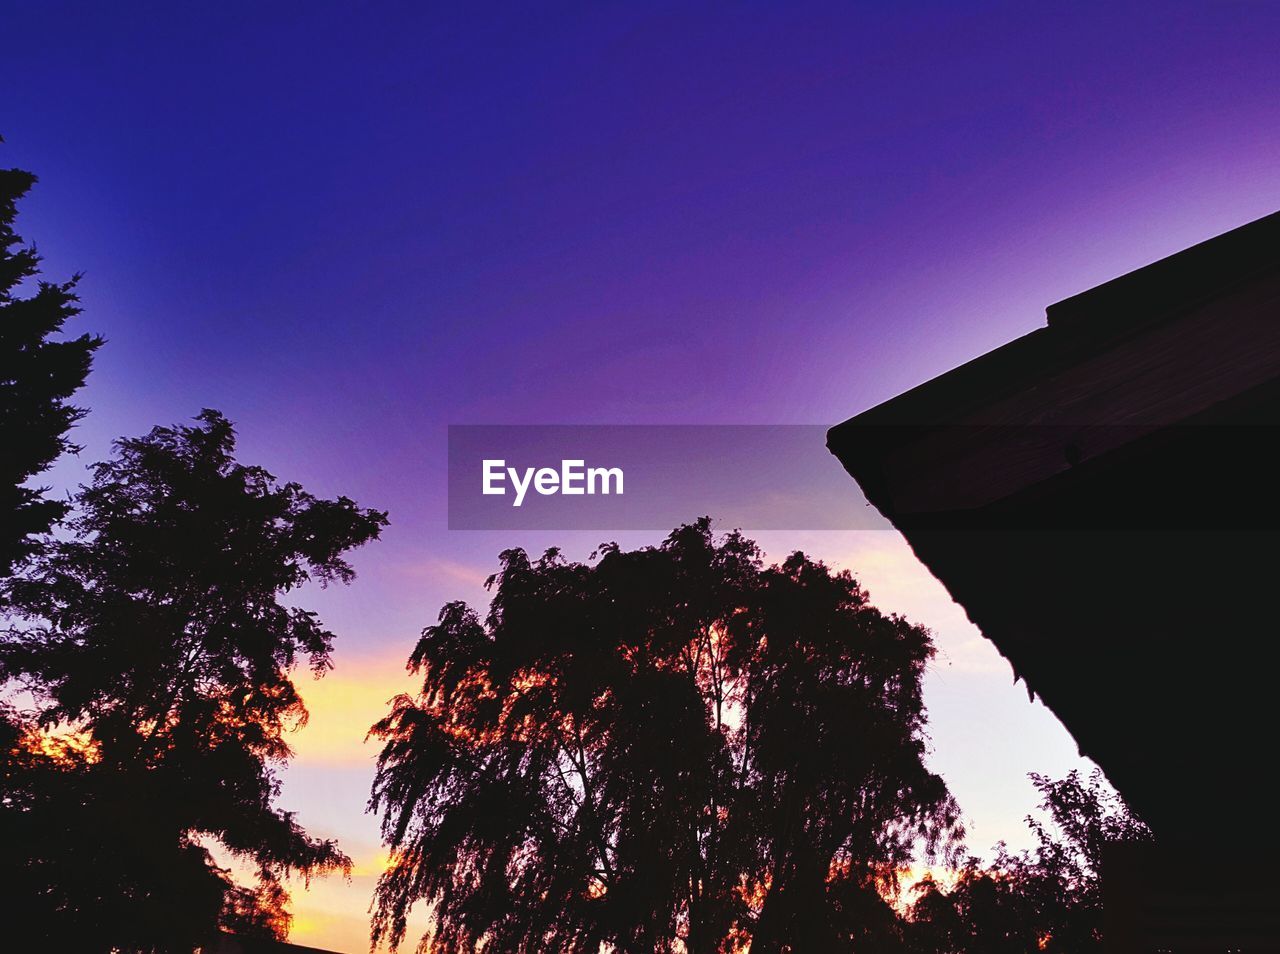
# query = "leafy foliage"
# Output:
<box><xmin>0</xmin><ymin>410</ymin><xmax>387</xmax><ymax>951</ymax></box>
<box><xmin>369</xmin><ymin>519</ymin><xmax>961</xmax><ymax>953</ymax></box>
<box><xmin>0</xmin><ymin>157</ymin><xmax>102</xmax><ymax>576</ymax></box>
<box><xmin>906</xmin><ymin>768</ymin><xmax>1150</xmax><ymax>953</ymax></box>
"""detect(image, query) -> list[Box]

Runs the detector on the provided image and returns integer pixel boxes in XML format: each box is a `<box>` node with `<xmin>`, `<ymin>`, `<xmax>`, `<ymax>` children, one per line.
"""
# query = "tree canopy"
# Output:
<box><xmin>0</xmin><ymin>157</ymin><xmax>101</xmax><ymax>576</ymax></box>
<box><xmin>369</xmin><ymin>519</ymin><xmax>962</xmax><ymax>953</ymax></box>
<box><xmin>906</xmin><ymin>768</ymin><xmax>1149</xmax><ymax>954</ymax></box>
<box><xmin>0</xmin><ymin>410</ymin><xmax>387</xmax><ymax>950</ymax></box>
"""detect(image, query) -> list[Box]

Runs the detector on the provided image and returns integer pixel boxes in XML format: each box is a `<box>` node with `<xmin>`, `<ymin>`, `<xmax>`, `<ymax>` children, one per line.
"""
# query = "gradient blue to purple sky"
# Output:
<box><xmin>6</xmin><ymin>3</ymin><xmax>1280</xmax><ymax>948</ymax></box>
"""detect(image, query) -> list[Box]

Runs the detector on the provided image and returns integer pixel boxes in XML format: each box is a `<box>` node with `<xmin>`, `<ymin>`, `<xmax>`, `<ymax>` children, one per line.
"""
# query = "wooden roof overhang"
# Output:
<box><xmin>828</xmin><ymin>210</ymin><xmax>1280</xmax><ymax>838</ymax></box>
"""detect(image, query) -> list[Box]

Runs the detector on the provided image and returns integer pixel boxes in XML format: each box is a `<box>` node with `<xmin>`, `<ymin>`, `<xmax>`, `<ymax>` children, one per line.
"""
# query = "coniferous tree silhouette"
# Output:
<box><xmin>369</xmin><ymin>519</ymin><xmax>962</xmax><ymax>953</ymax></box>
<box><xmin>0</xmin><ymin>410</ymin><xmax>387</xmax><ymax>951</ymax></box>
<box><xmin>0</xmin><ymin>147</ymin><xmax>102</xmax><ymax>577</ymax></box>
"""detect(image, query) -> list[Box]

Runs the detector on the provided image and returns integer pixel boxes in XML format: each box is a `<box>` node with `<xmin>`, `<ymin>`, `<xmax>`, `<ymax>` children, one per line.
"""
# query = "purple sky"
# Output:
<box><xmin>7</xmin><ymin>3</ymin><xmax>1280</xmax><ymax>948</ymax></box>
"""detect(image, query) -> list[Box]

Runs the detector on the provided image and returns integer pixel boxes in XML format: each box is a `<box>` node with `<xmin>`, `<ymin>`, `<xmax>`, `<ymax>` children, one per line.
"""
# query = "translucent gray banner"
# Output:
<box><xmin>447</xmin><ymin>425</ymin><xmax>884</xmax><ymax>531</ymax></box>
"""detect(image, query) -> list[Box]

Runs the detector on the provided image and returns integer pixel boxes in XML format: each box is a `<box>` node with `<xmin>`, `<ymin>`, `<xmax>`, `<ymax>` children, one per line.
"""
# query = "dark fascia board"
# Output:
<box><xmin>1045</xmin><ymin>207</ymin><xmax>1280</xmax><ymax>332</ymax></box>
<box><xmin>829</xmin><ymin>206</ymin><xmax>1280</xmax><ymax>452</ymax></box>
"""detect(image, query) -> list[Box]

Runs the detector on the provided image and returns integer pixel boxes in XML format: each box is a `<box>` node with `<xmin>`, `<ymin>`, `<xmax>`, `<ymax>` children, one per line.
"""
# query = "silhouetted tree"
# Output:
<box><xmin>0</xmin><ymin>410</ymin><xmax>387</xmax><ymax>951</ymax></box>
<box><xmin>369</xmin><ymin>519</ymin><xmax>961</xmax><ymax>953</ymax></box>
<box><xmin>0</xmin><ymin>150</ymin><xmax>101</xmax><ymax>577</ymax></box>
<box><xmin>907</xmin><ymin>768</ymin><xmax>1149</xmax><ymax>953</ymax></box>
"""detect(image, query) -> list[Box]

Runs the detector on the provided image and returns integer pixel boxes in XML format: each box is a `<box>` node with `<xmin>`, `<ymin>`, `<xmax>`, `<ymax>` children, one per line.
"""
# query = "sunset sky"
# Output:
<box><xmin>7</xmin><ymin>3</ymin><xmax>1280</xmax><ymax>950</ymax></box>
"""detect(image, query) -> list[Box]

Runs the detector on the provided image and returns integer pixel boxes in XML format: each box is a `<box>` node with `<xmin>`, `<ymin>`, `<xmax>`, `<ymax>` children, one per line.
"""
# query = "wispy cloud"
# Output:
<box><xmin>393</xmin><ymin>555</ymin><xmax>491</xmax><ymax>590</ymax></box>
